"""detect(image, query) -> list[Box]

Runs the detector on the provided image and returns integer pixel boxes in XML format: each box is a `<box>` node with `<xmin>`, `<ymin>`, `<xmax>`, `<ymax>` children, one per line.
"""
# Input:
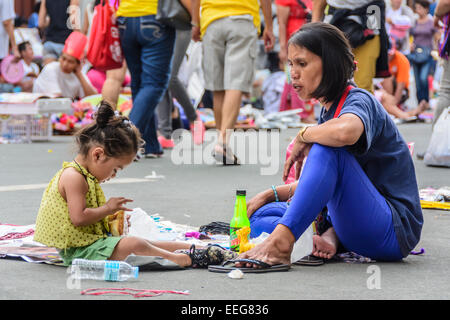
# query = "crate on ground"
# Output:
<box><xmin>0</xmin><ymin>114</ymin><xmax>52</xmax><ymax>142</ymax></box>
<box><xmin>0</xmin><ymin>96</ymin><xmax>72</xmax><ymax>143</ymax></box>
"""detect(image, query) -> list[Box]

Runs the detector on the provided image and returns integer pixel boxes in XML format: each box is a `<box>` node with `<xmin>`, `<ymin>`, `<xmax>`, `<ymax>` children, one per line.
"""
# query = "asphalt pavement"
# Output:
<box><xmin>0</xmin><ymin>122</ymin><xmax>449</xmax><ymax>302</ymax></box>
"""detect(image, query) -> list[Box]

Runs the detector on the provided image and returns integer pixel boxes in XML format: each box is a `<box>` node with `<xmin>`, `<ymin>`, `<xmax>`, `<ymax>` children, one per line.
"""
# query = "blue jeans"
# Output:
<box><xmin>250</xmin><ymin>144</ymin><xmax>403</xmax><ymax>261</ymax></box>
<box><xmin>411</xmin><ymin>57</ymin><xmax>433</xmax><ymax>103</ymax></box>
<box><xmin>117</xmin><ymin>15</ymin><xmax>175</xmax><ymax>154</ymax></box>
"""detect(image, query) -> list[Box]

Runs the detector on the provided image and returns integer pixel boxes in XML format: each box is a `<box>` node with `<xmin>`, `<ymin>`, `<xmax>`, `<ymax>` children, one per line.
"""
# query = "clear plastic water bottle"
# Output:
<box><xmin>70</xmin><ymin>259</ymin><xmax>139</xmax><ymax>282</ymax></box>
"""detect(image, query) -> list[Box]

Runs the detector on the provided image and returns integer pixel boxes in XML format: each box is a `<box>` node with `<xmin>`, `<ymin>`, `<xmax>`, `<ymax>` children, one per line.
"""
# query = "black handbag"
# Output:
<box><xmin>156</xmin><ymin>0</ymin><xmax>191</xmax><ymax>30</ymax></box>
<box><xmin>408</xmin><ymin>46</ymin><xmax>432</xmax><ymax>64</ymax></box>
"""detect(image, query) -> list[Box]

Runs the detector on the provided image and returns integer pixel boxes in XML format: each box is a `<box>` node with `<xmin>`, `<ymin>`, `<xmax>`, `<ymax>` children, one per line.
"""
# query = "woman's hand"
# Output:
<box><xmin>247</xmin><ymin>189</ymin><xmax>272</xmax><ymax>218</ymax></box>
<box><xmin>283</xmin><ymin>139</ymin><xmax>312</xmax><ymax>182</ymax></box>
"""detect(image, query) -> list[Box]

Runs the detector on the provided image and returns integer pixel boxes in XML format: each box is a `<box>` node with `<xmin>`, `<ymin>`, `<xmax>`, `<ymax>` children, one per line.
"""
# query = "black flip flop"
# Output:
<box><xmin>293</xmin><ymin>254</ymin><xmax>325</xmax><ymax>266</ymax></box>
<box><xmin>212</xmin><ymin>145</ymin><xmax>241</xmax><ymax>166</ymax></box>
<box><xmin>208</xmin><ymin>259</ymin><xmax>290</xmax><ymax>273</ymax></box>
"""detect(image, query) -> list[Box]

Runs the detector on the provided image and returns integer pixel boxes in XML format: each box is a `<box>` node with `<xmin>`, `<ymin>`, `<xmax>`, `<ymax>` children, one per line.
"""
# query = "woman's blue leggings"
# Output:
<box><xmin>250</xmin><ymin>144</ymin><xmax>403</xmax><ymax>261</ymax></box>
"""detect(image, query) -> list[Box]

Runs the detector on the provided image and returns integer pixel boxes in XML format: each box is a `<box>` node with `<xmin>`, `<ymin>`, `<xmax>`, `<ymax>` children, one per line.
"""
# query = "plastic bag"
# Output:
<box><xmin>424</xmin><ymin>107</ymin><xmax>450</xmax><ymax>167</ymax></box>
<box><xmin>127</xmin><ymin>208</ymin><xmax>160</xmax><ymax>241</ymax></box>
<box><xmin>290</xmin><ymin>224</ymin><xmax>313</xmax><ymax>263</ymax></box>
<box><xmin>86</xmin><ymin>0</ymin><xmax>123</xmax><ymax>71</ymax></box>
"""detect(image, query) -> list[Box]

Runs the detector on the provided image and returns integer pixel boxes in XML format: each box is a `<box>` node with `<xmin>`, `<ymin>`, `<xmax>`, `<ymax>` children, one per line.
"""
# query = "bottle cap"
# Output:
<box><xmin>236</xmin><ymin>190</ymin><xmax>246</xmax><ymax>196</ymax></box>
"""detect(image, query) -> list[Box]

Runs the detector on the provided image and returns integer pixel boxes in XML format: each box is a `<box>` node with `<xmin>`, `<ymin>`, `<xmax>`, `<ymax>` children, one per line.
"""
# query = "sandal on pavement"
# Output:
<box><xmin>293</xmin><ymin>254</ymin><xmax>325</xmax><ymax>266</ymax></box>
<box><xmin>212</xmin><ymin>144</ymin><xmax>240</xmax><ymax>166</ymax></box>
<box><xmin>184</xmin><ymin>244</ymin><xmax>238</xmax><ymax>268</ymax></box>
<box><xmin>208</xmin><ymin>259</ymin><xmax>290</xmax><ymax>273</ymax></box>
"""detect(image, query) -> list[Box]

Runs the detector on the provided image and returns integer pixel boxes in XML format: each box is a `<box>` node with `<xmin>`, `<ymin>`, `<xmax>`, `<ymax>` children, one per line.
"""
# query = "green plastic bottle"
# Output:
<box><xmin>230</xmin><ymin>190</ymin><xmax>250</xmax><ymax>252</ymax></box>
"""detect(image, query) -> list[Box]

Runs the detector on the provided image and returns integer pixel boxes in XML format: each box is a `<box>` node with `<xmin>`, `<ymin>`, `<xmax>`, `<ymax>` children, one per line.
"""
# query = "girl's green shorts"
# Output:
<box><xmin>58</xmin><ymin>236</ymin><xmax>122</xmax><ymax>266</ymax></box>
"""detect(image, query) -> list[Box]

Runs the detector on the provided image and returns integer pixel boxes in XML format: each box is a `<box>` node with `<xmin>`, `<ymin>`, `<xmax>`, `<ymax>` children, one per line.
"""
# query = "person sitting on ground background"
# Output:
<box><xmin>33</xmin><ymin>31</ymin><xmax>97</xmax><ymax>99</ymax></box>
<box><xmin>17</xmin><ymin>41</ymin><xmax>40</xmax><ymax>92</ymax></box>
<box><xmin>33</xmin><ymin>100</ymin><xmax>237</xmax><ymax>268</ymax></box>
<box><xmin>82</xmin><ymin>0</ymin><xmax>130</xmax><ymax>109</ymax></box>
<box><xmin>374</xmin><ymin>38</ymin><xmax>427</xmax><ymax>119</ymax></box>
<box><xmin>236</xmin><ymin>22</ymin><xmax>423</xmax><ymax>270</ymax></box>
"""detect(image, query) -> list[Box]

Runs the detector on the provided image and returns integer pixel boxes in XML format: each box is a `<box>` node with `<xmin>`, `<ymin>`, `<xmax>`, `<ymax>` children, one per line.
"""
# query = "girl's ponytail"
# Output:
<box><xmin>75</xmin><ymin>100</ymin><xmax>143</xmax><ymax>158</ymax></box>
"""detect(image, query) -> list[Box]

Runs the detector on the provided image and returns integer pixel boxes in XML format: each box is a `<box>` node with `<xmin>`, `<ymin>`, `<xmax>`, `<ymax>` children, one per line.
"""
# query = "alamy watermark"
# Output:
<box><xmin>66</xmin><ymin>265</ymin><xmax>81</xmax><ymax>290</ymax></box>
<box><xmin>366</xmin><ymin>265</ymin><xmax>382</xmax><ymax>290</ymax></box>
<box><xmin>366</xmin><ymin>5</ymin><xmax>382</xmax><ymax>30</ymax></box>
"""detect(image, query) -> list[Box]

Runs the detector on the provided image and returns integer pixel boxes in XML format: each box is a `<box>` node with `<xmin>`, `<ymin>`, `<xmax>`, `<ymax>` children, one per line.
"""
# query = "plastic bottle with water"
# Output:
<box><xmin>70</xmin><ymin>259</ymin><xmax>139</xmax><ymax>282</ymax></box>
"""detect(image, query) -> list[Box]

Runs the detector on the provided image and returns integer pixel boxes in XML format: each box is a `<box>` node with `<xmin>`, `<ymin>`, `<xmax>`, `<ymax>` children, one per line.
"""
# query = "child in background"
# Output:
<box><xmin>33</xmin><ymin>31</ymin><xmax>98</xmax><ymax>99</ymax></box>
<box><xmin>18</xmin><ymin>41</ymin><xmax>40</xmax><ymax>92</ymax></box>
<box><xmin>34</xmin><ymin>101</ymin><xmax>236</xmax><ymax>267</ymax></box>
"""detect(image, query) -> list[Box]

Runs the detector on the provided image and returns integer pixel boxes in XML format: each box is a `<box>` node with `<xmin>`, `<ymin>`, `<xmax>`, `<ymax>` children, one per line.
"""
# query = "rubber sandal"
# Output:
<box><xmin>212</xmin><ymin>144</ymin><xmax>240</xmax><ymax>166</ymax></box>
<box><xmin>185</xmin><ymin>244</ymin><xmax>237</xmax><ymax>268</ymax></box>
<box><xmin>293</xmin><ymin>254</ymin><xmax>325</xmax><ymax>266</ymax></box>
<box><xmin>144</xmin><ymin>152</ymin><xmax>163</xmax><ymax>159</ymax></box>
<box><xmin>208</xmin><ymin>258</ymin><xmax>290</xmax><ymax>273</ymax></box>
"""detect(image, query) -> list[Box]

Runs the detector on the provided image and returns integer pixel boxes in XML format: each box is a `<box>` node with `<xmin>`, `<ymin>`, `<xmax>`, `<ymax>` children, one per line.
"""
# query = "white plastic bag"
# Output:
<box><xmin>290</xmin><ymin>224</ymin><xmax>314</xmax><ymax>264</ymax></box>
<box><xmin>127</xmin><ymin>208</ymin><xmax>160</xmax><ymax>241</ymax></box>
<box><xmin>424</xmin><ymin>107</ymin><xmax>450</xmax><ymax>167</ymax></box>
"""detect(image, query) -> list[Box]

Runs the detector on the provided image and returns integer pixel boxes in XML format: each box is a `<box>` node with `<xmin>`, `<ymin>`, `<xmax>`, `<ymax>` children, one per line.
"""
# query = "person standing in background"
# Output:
<box><xmin>386</xmin><ymin>0</ymin><xmax>416</xmax><ymax>55</ymax></box>
<box><xmin>39</xmin><ymin>0</ymin><xmax>80</xmax><ymax>66</ymax></box>
<box><xmin>0</xmin><ymin>0</ymin><xmax>20</xmax><ymax>61</ymax></box>
<box><xmin>191</xmin><ymin>0</ymin><xmax>275</xmax><ymax>165</ymax></box>
<box><xmin>156</xmin><ymin>0</ymin><xmax>206</xmax><ymax>149</ymax></box>
<box><xmin>116</xmin><ymin>0</ymin><xmax>176</xmax><ymax>158</ymax></box>
<box><xmin>431</xmin><ymin>0</ymin><xmax>450</xmax><ymax>127</ymax></box>
<box><xmin>276</xmin><ymin>0</ymin><xmax>314</xmax><ymax>123</ymax></box>
<box><xmin>409</xmin><ymin>0</ymin><xmax>438</xmax><ymax>112</ymax></box>
<box><xmin>312</xmin><ymin>0</ymin><xmax>390</xmax><ymax>94</ymax></box>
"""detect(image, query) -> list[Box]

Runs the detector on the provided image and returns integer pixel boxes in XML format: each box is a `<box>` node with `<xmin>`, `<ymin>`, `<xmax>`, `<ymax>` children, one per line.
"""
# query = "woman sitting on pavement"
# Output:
<box><xmin>236</xmin><ymin>22</ymin><xmax>423</xmax><ymax>270</ymax></box>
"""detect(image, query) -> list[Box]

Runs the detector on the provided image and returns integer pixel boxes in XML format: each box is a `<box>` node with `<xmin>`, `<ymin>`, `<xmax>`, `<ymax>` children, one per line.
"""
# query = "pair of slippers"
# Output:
<box><xmin>208</xmin><ymin>255</ymin><xmax>326</xmax><ymax>273</ymax></box>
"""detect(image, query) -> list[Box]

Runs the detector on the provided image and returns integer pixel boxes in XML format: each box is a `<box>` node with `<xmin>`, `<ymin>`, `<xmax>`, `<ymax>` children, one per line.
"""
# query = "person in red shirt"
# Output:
<box><xmin>374</xmin><ymin>39</ymin><xmax>426</xmax><ymax>119</ymax></box>
<box><xmin>276</xmin><ymin>0</ymin><xmax>315</xmax><ymax>122</ymax></box>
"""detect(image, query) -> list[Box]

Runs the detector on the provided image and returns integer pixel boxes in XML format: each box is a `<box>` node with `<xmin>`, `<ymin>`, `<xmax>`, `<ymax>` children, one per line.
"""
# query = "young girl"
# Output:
<box><xmin>34</xmin><ymin>101</ymin><xmax>236</xmax><ymax>267</ymax></box>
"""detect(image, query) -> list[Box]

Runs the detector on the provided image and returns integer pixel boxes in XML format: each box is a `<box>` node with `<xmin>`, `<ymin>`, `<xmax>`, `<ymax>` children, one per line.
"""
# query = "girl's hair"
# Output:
<box><xmin>414</xmin><ymin>0</ymin><xmax>430</xmax><ymax>9</ymax></box>
<box><xmin>75</xmin><ymin>101</ymin><xmax>143</xmax><ymax>158</ymax></box>
<box><xmin>288</xmin><ymin>22</ymin><xmax>356</xmax><ymax>104</ymax></box>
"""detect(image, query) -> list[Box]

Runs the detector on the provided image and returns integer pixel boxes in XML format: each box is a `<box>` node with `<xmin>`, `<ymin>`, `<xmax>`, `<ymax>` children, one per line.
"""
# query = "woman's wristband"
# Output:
<box><xmin>271</xmin><ymin>185</ymin><xmax>279</xmax><ymax>202</ymax></box>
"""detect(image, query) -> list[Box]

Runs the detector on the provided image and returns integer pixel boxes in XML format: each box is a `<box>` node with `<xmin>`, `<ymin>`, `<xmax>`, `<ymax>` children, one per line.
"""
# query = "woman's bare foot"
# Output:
<box><xmin>312</xmin><ymin>227</ymin><xmax>339</xmax><ymax>259</ymax></box>
<box><xmin>236</xmin><ymin>224</ymin><xmax>294</xmax><ymax>268</ymax></box>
